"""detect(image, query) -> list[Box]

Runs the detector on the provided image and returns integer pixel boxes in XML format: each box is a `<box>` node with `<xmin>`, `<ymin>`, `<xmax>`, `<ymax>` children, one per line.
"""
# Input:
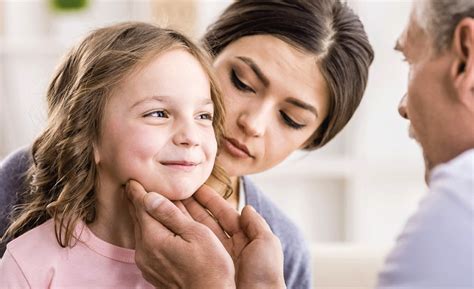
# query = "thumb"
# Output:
<box><xmin>240</xmin><ymin>205</ymin><xmax>273</xmax><ymax>240</ymax></box>
<box><xmin>144</xmin><ymin>192</ymin><xmax>194</xmax><ymax>238</ymax></box>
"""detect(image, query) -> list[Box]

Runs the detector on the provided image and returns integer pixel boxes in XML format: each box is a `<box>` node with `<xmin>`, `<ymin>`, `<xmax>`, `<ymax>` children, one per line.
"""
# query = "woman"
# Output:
<box><xmin>0</xmin><ymin>0</ymin><xmax>373</xmax><ymax>288</ymax></box>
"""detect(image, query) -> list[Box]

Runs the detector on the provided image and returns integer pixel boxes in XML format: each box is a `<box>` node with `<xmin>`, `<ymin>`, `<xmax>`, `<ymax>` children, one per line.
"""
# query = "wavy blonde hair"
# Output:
<box><xmin>2</xmin><ymin>22</ymin><xmax>230</xmax><ymax>247</ymax></box>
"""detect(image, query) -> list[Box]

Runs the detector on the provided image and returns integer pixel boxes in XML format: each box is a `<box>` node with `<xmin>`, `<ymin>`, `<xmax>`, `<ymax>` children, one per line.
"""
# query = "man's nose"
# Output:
<box><xmin>398</xmin><ymin>93</ymin><xmax>409</xmax><ymax>119</ymax></box>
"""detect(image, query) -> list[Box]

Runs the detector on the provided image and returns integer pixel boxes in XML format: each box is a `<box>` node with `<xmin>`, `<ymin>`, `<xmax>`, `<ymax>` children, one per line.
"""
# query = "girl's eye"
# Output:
<box><xmin>230</xmin><ymin>69</ymin><xmax>255</xmax><ymax>93</ymax></box>
<box><xmin>145</xmin><ymin>110</ymin><xmax>168</xmax><ymax>118</ymax></box>
<box><xmin>197</xmin><ymin>113</ymin><xmax>213</xmax><ymax>121</ymax></box>
<box><xmin>280</xmin><ymin>111</ymin><xmax>306</xmax><ymax>130</ymax></box>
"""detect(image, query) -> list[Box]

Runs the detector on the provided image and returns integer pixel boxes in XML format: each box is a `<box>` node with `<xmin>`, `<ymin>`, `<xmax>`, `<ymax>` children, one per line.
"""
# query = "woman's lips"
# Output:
<box><xmin>223</xmin><ymin>137</ymin><xmax>253</xmax><ymax>159</ymax></box>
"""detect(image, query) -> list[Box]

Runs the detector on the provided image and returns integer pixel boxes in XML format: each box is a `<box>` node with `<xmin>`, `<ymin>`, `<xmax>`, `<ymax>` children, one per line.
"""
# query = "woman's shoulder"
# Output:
<box><xmin>0</xmin><ymin>146</ymin><xmax>31</xmax><ymax>174</ymax></box>
<box><xmin>241</xmin><ymin>176</ymin><xmax>308</xmax><ymax>248</ymax></box>
<box><xmin>242</xmin><ymin>176</ymin><xmax>312</xmax><ymax>288</ymax></box>
<box><xmin>0</xmin><ymin>146</ymin><xmax>31</xmax><ymax>210</ymax></box>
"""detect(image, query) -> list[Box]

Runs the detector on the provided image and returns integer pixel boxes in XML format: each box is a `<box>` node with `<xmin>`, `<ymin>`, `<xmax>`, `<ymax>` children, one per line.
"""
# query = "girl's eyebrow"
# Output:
<box><xmin>200</xmin><ymin>98</ymin><xmax>214</xmax><ymax>106</ymax></box>
<box><xmin>131</xmin><ymin>96</ymin><xmax>213</xmax><ymax>109</ymax></box>
<box><xmin>131</xmin><ymin>95</ymin><xmax>167</xmax><ymax>109</ymax></box>
<box><xmin>236</xmin><ymin>56</ymin><xmax>270</xmax><ymax>87</ymax></box>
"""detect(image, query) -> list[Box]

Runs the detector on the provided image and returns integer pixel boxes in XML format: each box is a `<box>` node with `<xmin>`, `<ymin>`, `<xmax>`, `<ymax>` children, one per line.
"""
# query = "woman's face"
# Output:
<box><xmin>214</xmin><ymin>35</ymin><xmax>330</xmax><ymax>176</ymax></box>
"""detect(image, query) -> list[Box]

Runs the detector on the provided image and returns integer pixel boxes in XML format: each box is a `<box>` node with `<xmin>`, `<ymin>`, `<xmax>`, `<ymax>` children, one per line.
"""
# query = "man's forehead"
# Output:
<box><xmin>396</xmin><ymin>7</ymin><xmax>427</xmax><ymax>53</ymax></box>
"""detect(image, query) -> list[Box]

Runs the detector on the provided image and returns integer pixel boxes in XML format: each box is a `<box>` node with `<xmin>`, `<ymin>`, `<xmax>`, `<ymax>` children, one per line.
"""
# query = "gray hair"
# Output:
<box><xmin>417</xmin><ymin>0</ymin><xmax>474</xmax><ymax>52</ymax></box>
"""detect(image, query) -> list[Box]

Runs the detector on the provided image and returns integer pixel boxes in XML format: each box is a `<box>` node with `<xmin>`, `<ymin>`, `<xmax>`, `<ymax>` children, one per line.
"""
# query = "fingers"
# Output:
<box><xmin>126</xmin><ymin>180</ymin><xmax>150</xmax><ymax>242</ymax></box>
<box><xmin>240</xmin><ymin>205</ymin><xmax>273</xmax><ymax>240</ymax></box>
<box><xmin>126</xmin><ymin>180</ymin><xmax>174</xmax><ymax>240</ymax></box>
<box><xmin>142</xmin><ymin>191</ymin><xmax>195</xmax><ymax>238</ymax></box>
<box><xmin>182</xmin><ymin>195</ymin><xmax>231</xmax><ymax>243</ymax></box>
<box><xmin>126</xmin><ymin>180</ymin><xmax>191</xmax><ymax>239</ymax></box>
<box><xmin>126</xmin><ymin>180</ymin><xmax>147</xmax><ymax>209</ymax></box>
<box><xmin>192</xmin><ymin>185</ymin><xmax>241</xmax><ymax>236</ymax></box>
<box><xmin>172</xmin><ymin>200</ymin><xmax>192</xmax><ymax>219</ymax></box>
<box><xmin>127</xmin><ymin>200</ymin><xmax>143</xmax><ymax>243</ymax></box>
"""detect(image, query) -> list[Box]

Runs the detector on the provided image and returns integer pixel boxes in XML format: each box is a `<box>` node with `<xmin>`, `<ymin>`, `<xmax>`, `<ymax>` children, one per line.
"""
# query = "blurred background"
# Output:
<box><xmin>0</xmin><ymin>0</ymin><xmax>425</xmax><ymax>288</ymax></box>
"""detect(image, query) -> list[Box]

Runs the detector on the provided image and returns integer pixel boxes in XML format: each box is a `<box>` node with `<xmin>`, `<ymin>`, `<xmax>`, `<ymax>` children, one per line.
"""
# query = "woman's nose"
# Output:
<box><xmin>398</xmin><ymin>93</ymin><xmax>409</xmax><ymax>119</ymax></box>
<box><xmin>237</xmin><ymin>103</ymin><xmax>271</xmax><ymax>137</ymax></box>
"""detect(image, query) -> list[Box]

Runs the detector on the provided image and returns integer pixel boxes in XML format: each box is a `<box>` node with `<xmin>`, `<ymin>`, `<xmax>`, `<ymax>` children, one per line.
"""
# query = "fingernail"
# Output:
<box><xmin>144</xmin><ymin>193</ymin><xmax>164</xmax><ymax>212</ymax></box>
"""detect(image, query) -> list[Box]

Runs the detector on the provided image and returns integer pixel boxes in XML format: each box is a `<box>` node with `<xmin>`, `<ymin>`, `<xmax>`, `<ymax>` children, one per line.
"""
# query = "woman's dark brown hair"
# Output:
<box><xmin>203</xmin><ymin>0</ymin><xmax>374</xmax><ymax>149</ymax></box>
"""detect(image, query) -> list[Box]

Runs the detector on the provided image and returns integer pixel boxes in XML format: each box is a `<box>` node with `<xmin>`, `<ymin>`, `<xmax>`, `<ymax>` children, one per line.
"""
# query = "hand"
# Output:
<box><xmin>126</xmin><ymin>180</ymin><xmax>235</xmax><ymax>289</ymax></box>
<box><xmin>184</xmin><ymin>185</ymin><xmax>286</xmax><ymax>289</ymax></box>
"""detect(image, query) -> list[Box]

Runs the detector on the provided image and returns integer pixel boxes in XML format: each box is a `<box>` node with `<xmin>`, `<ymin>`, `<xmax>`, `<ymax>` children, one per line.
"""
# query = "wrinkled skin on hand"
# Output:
<box><xmin>126</xmin><ymin>180</ymin><xmax>286</xmax><ymax>289</ymax></box>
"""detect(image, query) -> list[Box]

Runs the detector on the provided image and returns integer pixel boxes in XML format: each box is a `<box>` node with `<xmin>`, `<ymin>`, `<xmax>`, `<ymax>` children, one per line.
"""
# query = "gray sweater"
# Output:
<box><xmin>241</xmin><ymin>176</ymin><xmax>312</xmax><ymax>289</ymax></box>
<box><xmin>0</xmin><ymin>147</ymin><xmax>311</xmax><ymax>289</ymax></box>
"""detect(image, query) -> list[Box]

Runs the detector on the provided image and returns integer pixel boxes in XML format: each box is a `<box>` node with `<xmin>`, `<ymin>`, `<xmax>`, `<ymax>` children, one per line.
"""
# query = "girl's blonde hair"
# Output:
<box><xmin>2</xmin><ymin>22</ymin><xmax>230</xmax><ymax>247</ymax></box>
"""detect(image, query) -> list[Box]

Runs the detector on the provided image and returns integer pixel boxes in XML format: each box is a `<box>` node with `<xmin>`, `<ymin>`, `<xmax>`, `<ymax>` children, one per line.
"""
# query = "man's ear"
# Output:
<box><xmin>451</xmin><ymin>18</ymin><xmax>474</xmax><ymax>111</ymax></box>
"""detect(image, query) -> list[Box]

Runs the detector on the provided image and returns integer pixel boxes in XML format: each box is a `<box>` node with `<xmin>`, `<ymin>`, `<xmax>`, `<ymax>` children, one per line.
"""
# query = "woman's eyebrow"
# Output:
<box><xmin>286</xmin><ymin>97</ymin><xmax>319</xmax><ymax>118</ymax></box>
<box><xmin>236</xmin><ymin>56</ymin><xmax>270</xmax><ymax>87</ymax></box>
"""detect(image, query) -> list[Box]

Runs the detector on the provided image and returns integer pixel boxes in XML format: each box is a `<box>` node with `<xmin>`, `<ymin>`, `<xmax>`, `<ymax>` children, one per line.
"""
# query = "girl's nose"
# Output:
<box><xmin>173</xmin><ymin>122</ymin><xmax>200</xmax><ymax>147</ymax></box>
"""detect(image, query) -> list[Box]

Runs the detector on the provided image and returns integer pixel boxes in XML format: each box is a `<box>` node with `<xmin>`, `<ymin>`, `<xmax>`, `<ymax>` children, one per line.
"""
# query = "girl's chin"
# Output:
<box><xmin>147</xmin><ymin>184</ymin><xmax>199</xmax><ymax>201</ymax></box>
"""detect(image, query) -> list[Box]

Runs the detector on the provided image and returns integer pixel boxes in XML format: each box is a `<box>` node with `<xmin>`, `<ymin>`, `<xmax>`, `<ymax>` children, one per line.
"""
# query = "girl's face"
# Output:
<box><xmin>213</xmin><ymin>35</ymin><xmax>330</xmax><ymax>176</ymax></box>
<box><xmin>94</xmin><ymin>49</ymin><xmax>217</xmax><ymax>200</ymax></box>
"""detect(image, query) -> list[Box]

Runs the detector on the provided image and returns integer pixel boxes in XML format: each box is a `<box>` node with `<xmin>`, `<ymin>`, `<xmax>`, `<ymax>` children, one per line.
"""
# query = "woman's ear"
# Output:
<box><xmin>451</xmin><ymin>18</ymin><xmax>474</xmax><ymax>111</ymax></box>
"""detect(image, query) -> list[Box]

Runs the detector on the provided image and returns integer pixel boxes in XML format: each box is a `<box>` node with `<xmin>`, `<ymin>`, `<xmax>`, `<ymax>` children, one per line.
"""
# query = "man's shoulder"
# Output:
<box><xmin>429</xmin><ymin>148</ymin><xmax>474</xmax><ymax>213</ymax></box>
<box><xmin>377</xmin><ymin>150</ymin><xmax>474</xmax><ymax>288</ymax></box>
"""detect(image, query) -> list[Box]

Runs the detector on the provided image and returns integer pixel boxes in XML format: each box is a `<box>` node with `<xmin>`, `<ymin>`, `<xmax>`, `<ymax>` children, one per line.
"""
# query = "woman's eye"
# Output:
<box><xmin>230</xmin><ymin>69</ymin><xmax>255</xmax><ymax>93</ymax></box>
<box><xmin>197</xmin><ymin>113</ymin><xmax>213</xmax><ymax>121</ymax></box>
<box><xmin>145</xmin><ymin>110</ymin><xmax>168</xmax><ymax>118</ymax></box>
<box><xmin>280</xmin><ymin>111</ymin><xmax>306</xmax><ymax>130</ymax></box>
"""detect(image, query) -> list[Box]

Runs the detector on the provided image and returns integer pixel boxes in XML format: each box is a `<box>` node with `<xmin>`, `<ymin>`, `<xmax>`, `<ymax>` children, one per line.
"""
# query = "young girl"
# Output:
<box><xmin>0</xmin><ymin>22</ymin><xmax>228</xmax><ymax>288</ymax></box>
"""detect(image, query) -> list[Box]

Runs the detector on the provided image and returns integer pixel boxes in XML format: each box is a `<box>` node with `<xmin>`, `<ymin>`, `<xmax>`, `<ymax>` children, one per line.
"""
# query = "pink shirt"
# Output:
<box><xmin>0</xmin><ymin>219</ymin><xmax>154</xmax><ymax>289</ymax></box>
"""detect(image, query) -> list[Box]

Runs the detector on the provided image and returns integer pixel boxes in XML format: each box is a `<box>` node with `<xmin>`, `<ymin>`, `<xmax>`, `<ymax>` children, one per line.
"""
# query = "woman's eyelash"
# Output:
<box><xmin>230</xmin><ymin>69</ymin><xmax>255</xmax><ymax>93</ymax></box>
<box><xmin>280</xmin><ymin>111</ymin><xmax>305</xmax><ymax>130</ymax></box>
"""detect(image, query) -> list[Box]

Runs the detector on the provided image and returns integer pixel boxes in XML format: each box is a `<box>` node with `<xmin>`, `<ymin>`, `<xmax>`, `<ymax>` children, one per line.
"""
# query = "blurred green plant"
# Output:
<box><xmin>50</xmin><ymin>0</ymin><xmax>89</xmax><ymax>12</ymax></box>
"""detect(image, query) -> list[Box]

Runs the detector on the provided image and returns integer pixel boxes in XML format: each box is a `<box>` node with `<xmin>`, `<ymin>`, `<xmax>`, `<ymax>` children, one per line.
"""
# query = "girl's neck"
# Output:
<box><xmin>88</xmin><ymin>183</ymin><xmax>135</xmax><ymax>249</ymax></box>
<box><xmin>88</xmin><ymin>176</ymin><xmax>242</xmax><ymax>247</ymax></box>
<box><xmin>227</xmin><ymin>176</ymin><xmax>240</xmax><ymax>210</ymax></box>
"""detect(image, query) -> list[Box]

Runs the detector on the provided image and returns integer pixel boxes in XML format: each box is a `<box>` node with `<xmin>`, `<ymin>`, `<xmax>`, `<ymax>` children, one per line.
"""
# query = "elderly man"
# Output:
<box><xmin>376</xmin><ymin>0</ymin><xmax>474</xmax><ymax>287</ymax></box>
<box><xmin>124</xmin><ymin>0</ymin><xmax>474</xmax><ymax>288</ymax></box>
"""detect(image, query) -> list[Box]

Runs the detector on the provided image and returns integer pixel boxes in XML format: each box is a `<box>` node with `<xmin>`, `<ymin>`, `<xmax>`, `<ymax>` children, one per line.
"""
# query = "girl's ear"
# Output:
<box><xmin>93</xmin><ymin>143</ymin><xmax>101</xmax><ymax>164</ymax></box>
<box><xmin>451</xmin><ymin>18</ymin><xmax>474</xmax><ymax>111</ymax></box>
